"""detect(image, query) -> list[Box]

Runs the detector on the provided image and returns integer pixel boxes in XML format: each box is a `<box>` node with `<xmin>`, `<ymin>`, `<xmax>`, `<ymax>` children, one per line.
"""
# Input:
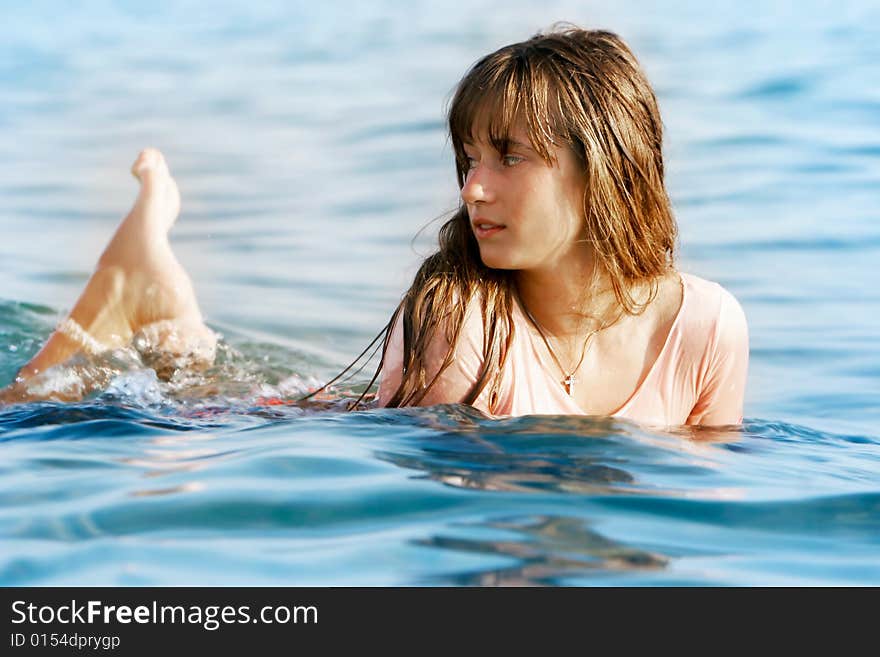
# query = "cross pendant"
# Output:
<box><xmin>563</xmin><ymin>374</ymin><xmax>576</xmax><ymax>396</ymax></box>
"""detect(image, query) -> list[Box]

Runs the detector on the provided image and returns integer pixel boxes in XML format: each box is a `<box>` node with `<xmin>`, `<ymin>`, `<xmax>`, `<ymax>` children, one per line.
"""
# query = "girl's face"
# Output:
<box><xmin>460</xmin><ymin>125</ymin><xmax>588</xmax><ymax>273</ymax></box>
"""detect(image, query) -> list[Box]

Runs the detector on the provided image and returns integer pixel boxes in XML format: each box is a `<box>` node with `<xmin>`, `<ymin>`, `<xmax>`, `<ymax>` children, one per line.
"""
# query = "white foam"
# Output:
<box><xmin>103</xmin><ymin>369</ymin><xmax>167</xmax><ymax>406</ymax></box>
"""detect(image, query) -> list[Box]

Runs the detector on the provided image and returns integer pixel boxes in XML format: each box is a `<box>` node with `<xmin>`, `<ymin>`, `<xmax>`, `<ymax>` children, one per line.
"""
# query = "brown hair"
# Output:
<box><xmin>331</xmin><ymin>25</ymin><xmax>677</xmax><ymax>411</ymax></box>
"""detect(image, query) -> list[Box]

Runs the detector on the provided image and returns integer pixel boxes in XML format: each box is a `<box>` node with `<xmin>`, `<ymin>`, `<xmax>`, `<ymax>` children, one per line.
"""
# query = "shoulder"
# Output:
<box><xmin>677</xmin><ymin>271</ymin><xmax>749</xmax><ymax>377</ymax></box>
<box><xmin>679</xmin><ymin>272</ymin><xmax>748</xmax><ymax>336</ymax></box>
<box><xmin>378</xmin><ymin>288</ymin><xmax>487</xmax><ymax>406</ymax></box>
<box><xmin>386</xmin><ymin>288</ymin><xmax>485</xmax><ymax>347</ymax></box>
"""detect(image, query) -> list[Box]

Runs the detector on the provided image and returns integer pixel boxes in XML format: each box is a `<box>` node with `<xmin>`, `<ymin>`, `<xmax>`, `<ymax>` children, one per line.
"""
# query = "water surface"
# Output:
<box><xmin>1</xmin><ymin>1</ymin><xmax>878</xmax><ymax>585</ymax></box>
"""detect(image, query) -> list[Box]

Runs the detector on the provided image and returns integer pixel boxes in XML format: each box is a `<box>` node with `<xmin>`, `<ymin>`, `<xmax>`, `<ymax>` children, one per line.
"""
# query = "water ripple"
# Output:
<box><xmin>1</xmin><ymin>2</ymin><xmax>878</xmax><ymax>585</ymax></box>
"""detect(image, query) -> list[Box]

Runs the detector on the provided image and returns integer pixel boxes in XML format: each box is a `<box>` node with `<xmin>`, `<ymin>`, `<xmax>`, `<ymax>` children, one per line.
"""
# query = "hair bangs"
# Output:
<box><xmin>449</xmin><ymin>46</ymin><xmax>566</xmax><ymax>186</ymax></box>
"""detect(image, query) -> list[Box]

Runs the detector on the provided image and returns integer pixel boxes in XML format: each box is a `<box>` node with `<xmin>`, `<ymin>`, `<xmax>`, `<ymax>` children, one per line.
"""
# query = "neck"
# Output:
<box><xmin>514</xmin><ymin>255</ymin><xmax>617</xmax><ymax>338</ymax></box>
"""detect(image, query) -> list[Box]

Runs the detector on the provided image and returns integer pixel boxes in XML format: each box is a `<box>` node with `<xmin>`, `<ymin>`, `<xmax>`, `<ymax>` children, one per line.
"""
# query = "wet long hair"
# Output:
<box><xmin>319</xmin><ymin>25</ymin><xmax>678</xmax><ymax>412</ymax></box>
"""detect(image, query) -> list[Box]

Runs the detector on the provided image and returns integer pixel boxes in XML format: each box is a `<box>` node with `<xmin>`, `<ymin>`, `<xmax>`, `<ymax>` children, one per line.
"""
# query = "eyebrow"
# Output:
<box><xmin>462</xmin><ymin>138</ymin><xmax>535</xmax><ymax>151</ymax></box>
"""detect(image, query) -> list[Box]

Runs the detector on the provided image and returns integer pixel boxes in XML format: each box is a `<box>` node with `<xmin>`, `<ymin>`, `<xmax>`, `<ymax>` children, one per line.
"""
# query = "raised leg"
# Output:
<box><xmin>2</xmin><ymin>149</ymin><xmax>216</xmax><ymax>401</ymax></box>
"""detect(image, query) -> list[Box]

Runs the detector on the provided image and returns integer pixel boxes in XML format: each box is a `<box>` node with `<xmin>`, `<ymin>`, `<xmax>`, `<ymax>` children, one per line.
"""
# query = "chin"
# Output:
<box><xmin>479</xmin><ymin>252</ymin><xmax>518</xmax><ymax>271</ymax></box>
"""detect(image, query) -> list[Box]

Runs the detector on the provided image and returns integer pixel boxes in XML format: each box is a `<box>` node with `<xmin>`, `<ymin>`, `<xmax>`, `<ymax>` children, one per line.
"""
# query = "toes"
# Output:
<box><xmin>131</xmin><ymin>148</ymin><xmax>168</xmax><ymax>180</ymax></box>
<box><xmin>126</xmin><ymin>148</ymin><xmax>180</xmax><ymax>229</ymax></box>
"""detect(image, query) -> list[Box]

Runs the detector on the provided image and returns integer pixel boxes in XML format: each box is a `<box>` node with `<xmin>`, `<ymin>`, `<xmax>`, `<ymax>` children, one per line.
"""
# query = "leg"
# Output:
<box><xmin>3</xmin><ymin>149</ymin><xmax>215</xmax><ymax>401</ymax></box>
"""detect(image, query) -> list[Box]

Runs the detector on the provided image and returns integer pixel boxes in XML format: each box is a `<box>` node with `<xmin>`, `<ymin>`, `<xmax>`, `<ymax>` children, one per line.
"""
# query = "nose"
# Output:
<box><xmin>461</xmin><ymin>164</ymin><xmax>494</xmax><ymax>205</ymax></box>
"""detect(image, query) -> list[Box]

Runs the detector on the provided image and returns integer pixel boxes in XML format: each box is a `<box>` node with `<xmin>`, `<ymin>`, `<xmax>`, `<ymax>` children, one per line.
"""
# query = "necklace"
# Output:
<box><xmin>520</xmin><ymin>303</ymin><xmax>600</xmax><ymax>396</ymax></box>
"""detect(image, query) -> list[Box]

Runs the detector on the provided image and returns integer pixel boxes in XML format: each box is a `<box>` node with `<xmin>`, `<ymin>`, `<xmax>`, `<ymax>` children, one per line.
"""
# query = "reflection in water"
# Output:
<box><xmin>129</xmin><ymin>482</ymin><xmax>204</xmax><ymax>497</ymax></box>
<box><xmin>374</xmin><ymin>413</ymin><xmax>639</xmax><ymax>495</ymax></box>
<box><xmin>386</xmin><ymin>451</ymin><xmax>637</xmax><ymax>495</ymax></box>
<box><xmin>386</xmin><ymin>404</ymin><xmax>630</xmax><ymax>437</ymax></box>
<box><xmin>118</xmin><ymin>432</ymin><xmax>226</xmax><ymax>479</ymax></box>
<box><xmin>662</xmin><ymin>423</ymin><xmax>746</xmax><ymax>444</ymax></box>
<box><xmin>416</xmin><ymin>515</ymin><xmax>669</xmax><ymax>586</ymax></box>
<box><xmin>119</xmin><ymin>432</ymin><xmax>226</xmax><ymax>497</ymax></box>
<box><xmin>371</xmin><ymin>409</ymin><xmax>737</xmax><ymax>497</ymax></box>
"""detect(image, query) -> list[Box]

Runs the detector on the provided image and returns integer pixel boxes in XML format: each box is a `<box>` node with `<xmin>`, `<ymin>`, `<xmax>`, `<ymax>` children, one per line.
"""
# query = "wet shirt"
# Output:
<box><xmin>378</xmin><ymin>272</ymin><xmax>749</xmax><ymax>426</ymax></box>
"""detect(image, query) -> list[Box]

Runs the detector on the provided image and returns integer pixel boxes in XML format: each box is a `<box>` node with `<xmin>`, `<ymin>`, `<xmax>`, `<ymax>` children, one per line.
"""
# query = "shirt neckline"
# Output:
<box><xmin>609</xmin><ymin>272</ymin><xmax>687</xmax><ymax>417</ymax></box>
<box><xmin>513</xmin><ymin>272</ymin><xmax>687</xmax><ymax>417</ymax></box>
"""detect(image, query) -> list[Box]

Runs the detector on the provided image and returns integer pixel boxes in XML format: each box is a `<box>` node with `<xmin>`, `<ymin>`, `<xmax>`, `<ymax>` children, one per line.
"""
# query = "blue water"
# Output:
<box><xmin>1</xmin><ymin>1</ymin><xmax>879</xmax><ymax>585</ymax></box>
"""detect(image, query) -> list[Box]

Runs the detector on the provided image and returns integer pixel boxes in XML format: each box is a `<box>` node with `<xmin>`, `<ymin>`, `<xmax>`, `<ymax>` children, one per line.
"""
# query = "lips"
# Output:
<box><xmin>472</xmin><ymin>217</ymin><xmax>505</xmax><ymax>239</ymax></box>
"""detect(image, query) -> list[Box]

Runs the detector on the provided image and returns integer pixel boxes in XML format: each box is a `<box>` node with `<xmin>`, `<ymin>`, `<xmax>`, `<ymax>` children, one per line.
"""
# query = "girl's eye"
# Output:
<box><xmin>502</xmin><ymin>154</ymin><xmax>523</xmax><ymax>167</ymax></box>
<box><xmin>465</xmin><ymin>157</ymin><xmax>478</xmax><ymax>170</ymax></box>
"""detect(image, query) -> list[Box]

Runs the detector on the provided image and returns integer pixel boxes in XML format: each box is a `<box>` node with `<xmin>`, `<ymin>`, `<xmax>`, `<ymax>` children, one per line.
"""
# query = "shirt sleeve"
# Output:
<box><xmin>377</xmin><ymin>295</ymin><xmax>490</xmax><ymax>411</ymax></box>
<box><xmin>686</xmin><ymin>287</ymin><xmax>749</xmax><ymax>426</ymax></box>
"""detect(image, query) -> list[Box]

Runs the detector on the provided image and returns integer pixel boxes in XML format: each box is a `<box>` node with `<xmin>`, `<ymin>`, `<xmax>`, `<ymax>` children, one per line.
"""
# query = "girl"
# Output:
<box><xmin>2</xmin><ymin>26</ymin><xmax>748</xmax><ymax>426</ymax></box>
<box><xmin>375</xmin><ymin>26</ymin><xmax>749</xmax><ymax>425</ymax></box>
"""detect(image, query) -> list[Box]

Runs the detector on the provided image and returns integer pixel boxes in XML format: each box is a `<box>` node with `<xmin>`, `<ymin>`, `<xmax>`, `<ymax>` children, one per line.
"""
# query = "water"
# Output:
<box><xmin>1</xmin><ymin>0</ymin><xmax>878</xmax><ymax>585</ymax></box>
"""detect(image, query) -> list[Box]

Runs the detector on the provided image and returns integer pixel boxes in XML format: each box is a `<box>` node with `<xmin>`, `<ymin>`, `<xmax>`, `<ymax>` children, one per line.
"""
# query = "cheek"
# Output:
<box><xmin>560</xmin><ymin>185</ymin><xmax>586</xmax><ymax>230</ymax></box>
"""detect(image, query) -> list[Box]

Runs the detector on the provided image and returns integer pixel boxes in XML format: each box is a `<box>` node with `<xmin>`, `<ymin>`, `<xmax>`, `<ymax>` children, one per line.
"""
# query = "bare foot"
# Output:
<box><xmin>100</xmin><ymin>148</ymin><xmax>203</xmax><ymax>331</ymax></box>
<box><xmin>114</xmin><ymin>149</ymin><xmax>217</xmax><ymax>377</ymax></box>
<box><xmin>94</xmin><ymin>148</ymin><xmax>180</xmax><ymax>276</ymax></box>
<box><xmin>130</xmin><ymin>147</ymin><xmax>181</xmax><ymax>228</ymax></box>
<box><xmin>10</xmin><ymin>148</ymin><xmax>216</xmax><ymax>390</ymax></box>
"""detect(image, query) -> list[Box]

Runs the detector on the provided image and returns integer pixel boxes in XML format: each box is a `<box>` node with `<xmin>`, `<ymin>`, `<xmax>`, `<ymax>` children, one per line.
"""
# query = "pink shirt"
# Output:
<box><xmin>378</xmin><ymin>272</ymin><xmax>749</xmax><ymax>426</ymax></box>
